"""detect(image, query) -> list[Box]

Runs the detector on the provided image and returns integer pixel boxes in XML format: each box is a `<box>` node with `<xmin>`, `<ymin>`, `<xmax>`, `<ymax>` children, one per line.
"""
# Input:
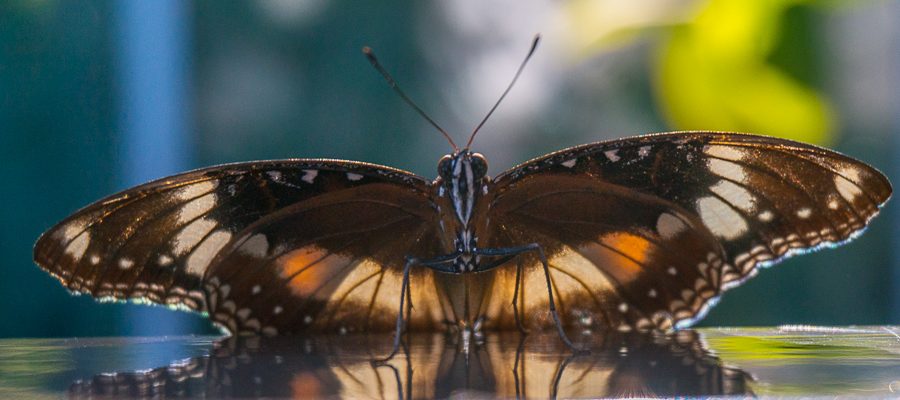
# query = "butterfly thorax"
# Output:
<box><xmin>434</xmin><ymin>151</ymin><xmax>491</xmax><ymax>273</ymax></box>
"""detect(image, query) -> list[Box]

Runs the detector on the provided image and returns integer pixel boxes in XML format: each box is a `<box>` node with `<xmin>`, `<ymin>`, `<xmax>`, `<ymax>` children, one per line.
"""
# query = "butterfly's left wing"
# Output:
<box><xmin>482</xmin><ymin>131</ymin><xmax>890</xmax><ymax>332</ymax></box>
<box><xmin>34</xmin><ymin>160</ymin><xmax>449</xmax><ymax>335</ymax></box>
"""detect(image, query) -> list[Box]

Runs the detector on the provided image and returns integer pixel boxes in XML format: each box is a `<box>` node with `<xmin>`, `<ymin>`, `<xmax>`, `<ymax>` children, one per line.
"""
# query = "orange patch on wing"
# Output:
<box><xmin>290</xmin><ymin>372</ymin><xmax>323</xmax><ymax>398</ymax></box>
<box><xmin>277</xmin><ymin>246</ymin><xmax>352</xmax><ymax>299</ymax></box>
<box><xmin>576</xmin><ymin>232</ymin><xmax>653</xmax><ymax>285</ymax></box>
<box><xmin>601</xmin><ymin>232</ymin><xmax>651</xmax><ymax>268</ymax></box>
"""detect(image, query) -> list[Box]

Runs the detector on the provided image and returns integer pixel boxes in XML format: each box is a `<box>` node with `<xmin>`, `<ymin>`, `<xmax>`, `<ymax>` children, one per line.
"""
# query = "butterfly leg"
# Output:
<box><xmin>511</xmin><ymin>259</ymin><xmax>528</xmax><ymax>334</ymax></box>
<box><xmin>474</xmin><ymin>244</ymin><xmax>583</xmax><ymax>352</ymax></box>
<box><xmin>377</xmin><ymin>256</ymin><xmax>417</xmax><ymax>362</ymax></box>
<box><xmin>512</xmin><ymin>333</ymin><xmax>527</xmax><ymax>399</ymax></box>
<box><xmin>550</xmin><ymin>350</ymin><xmax>579</xmax><ymax>399</ymax></box>
<box><xmin>378</xmin><ymin>253</ymin><xmax>459</xmax><ymax>362</ymax></box>
<box><xmin>372</xmin><ymin>353</ymin><xmax>404</xmax><ymax>399</ymax></box>
<box><xmin>529</xmin><ymin>244</ymin><xmax>583</xmax><ymax>352</ymax></box>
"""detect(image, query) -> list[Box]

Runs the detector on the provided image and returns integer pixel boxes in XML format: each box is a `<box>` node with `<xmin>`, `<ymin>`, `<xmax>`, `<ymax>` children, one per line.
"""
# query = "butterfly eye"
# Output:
<box><xmin>470</xmin><ymin>153</ymin><xmax>488</xmax><ymax>178</ymax></box>
<box><xmin>438</xmin><ymin>155</ymin><xmax>453</xmax><ymax>179</ymax></box>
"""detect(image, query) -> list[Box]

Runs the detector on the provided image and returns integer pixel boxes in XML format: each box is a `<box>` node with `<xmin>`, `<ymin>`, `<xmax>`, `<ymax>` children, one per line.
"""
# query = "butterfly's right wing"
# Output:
<box><xmin>483</xmin><ymin>132</ymin><xmax>890</xmax><ymax>332</ymax></box>
<box><xmin>34</xmin><ymin>160</ymin><xmax>449</xmax><ymax>335</ymax></box>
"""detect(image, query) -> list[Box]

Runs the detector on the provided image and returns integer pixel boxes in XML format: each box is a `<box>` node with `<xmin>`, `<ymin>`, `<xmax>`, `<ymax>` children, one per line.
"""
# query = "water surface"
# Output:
<box><xmin>3</xmin><ymin>326</ymin><xmax>899</xmax><ymax>398</ymax></box>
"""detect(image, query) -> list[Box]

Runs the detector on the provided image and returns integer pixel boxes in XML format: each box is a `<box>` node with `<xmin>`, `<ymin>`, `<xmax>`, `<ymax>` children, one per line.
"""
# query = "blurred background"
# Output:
<box><xmin>1</xmin><ymin>0</ymin><xmax>897</xmax><ymax>337</ymax></box>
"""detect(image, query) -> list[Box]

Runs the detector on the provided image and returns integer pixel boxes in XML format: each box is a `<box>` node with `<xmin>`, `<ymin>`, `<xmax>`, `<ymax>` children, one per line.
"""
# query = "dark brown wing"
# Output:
<box><xmin>34</xmin><ymin>160</ymin><xmax>448</xmax><ymax>335</ymax></box>
<box><xmin>484</xmin><ymin>131</ymin><xmax>891</xmax><ymax>331</ymax></box>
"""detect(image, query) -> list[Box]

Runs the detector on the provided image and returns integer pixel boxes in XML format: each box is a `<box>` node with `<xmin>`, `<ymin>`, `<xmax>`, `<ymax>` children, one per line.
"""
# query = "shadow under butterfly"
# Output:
<box><xmin>34</xmin><ymin>36</ymin><xmax>891</xmax><ymax>354</ymax></box>
<box><xmin>67</xmin><ymin>331</ymin><xmax>753</xmax><ymax>398</ymax></box>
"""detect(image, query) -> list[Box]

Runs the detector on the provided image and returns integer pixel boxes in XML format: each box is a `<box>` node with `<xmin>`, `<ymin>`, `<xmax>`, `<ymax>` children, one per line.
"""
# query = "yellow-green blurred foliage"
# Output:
<box><xmin>569</xmin><ymin>0</ymin><xmax>837</xmax><ymax>144</ymax></box>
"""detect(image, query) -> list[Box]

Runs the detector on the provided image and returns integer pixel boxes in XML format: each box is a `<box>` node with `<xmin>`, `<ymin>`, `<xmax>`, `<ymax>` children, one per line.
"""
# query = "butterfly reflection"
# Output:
<box><xmin>68</xmin><ymin>331</ymin><xmax>751</xmax><ymax>399</ymax></box>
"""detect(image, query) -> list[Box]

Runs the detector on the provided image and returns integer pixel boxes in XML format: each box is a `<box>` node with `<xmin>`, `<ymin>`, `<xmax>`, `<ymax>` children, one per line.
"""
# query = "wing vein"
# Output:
<box><xmin>90</xmin><ymin>185</ymin><xmax>223</xmax><ymax>295</ymax></box>
<box><xmin>713</xmin><ymin>140</ymin><xmax>884</xmax><ymax>206</ymax></box>
<box><xmin>707</xmin><ymin>153</ymin><xmax>851</xmax><ymax>235</ymax></box>
<box><xmin>365</xmin><ymin>271</ymin><xmax>388</xmax><ymax>331</ymax></box>
<box><xmin>323</xmin><ymin>269</ymin><xmax>384</xmax><ymax>329</ymax></box>
<box><xmin>557</xmin><ymin>232</ymin><xmax>655</xmax><ymax>322</ymax></box>
<box><xmin>510</xmin><ymin>212</ymin><xmax>699</xmax><ymax>271</ymax></box>
<box><xmin>548</xmin><ymin>263</ymin><xmax>611</xmax><ymax>327</ymax></box>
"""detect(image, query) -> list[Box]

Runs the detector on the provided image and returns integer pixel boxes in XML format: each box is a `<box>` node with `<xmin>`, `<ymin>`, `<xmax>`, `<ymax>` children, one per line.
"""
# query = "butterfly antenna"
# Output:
<box><xmin>465</xmin><ymin>35</ymin><xmax>540</xmax><ymax>149</ymax></box>
<box><xmin>363</xmin><ymin>46</ymin><xmax>459</xmax><ymax>152</ymax></box>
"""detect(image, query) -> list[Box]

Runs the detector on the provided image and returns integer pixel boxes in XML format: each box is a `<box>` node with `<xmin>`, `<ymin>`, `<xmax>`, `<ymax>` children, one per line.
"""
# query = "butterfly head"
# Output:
<box><xmin>438</xmin><ymin>151</ymin><xmax>488</xmax><ymax>184</ymax></box>
<box><xmin>437</xmin><ymin>151</ymin><xmax>489</xmax><ymax>208</ymax></box>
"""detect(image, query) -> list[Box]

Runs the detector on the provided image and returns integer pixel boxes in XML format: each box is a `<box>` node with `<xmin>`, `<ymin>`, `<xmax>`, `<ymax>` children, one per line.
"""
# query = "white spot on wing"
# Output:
<box><xmin>696</xmin><ymin>196</ymin><xmax>749</xmax><ymax>240</ymax></box>
<box><xmin>667</xmin><ymin>267</ymin><xmax>677</xmax><ymax>275</ymax></box>
<box><xmin>175</xmin><ymin>180</ymin><xmax>219</xmax><ymax>201</ymax></box>
<box><xmin>173</xmin><ymin>218</ymin><xmax>217</xmax><ymax>256</ymax></box>
<box><xmin>656</xmin><ymin>213</ymin><xmax>687</xmax><ymax>239</ymax></box>
<box><xmin>89</xmin><ymin>254</ymin><xmax>100</xmax><ymax>265</ymax></box>
<box><xmin>302</xmin><ymin>169</ymin><xmax>318</xmax><ymax>184</ymax></box>
<box><xmin>57</xmin><ymin>219</ymin><xmax>89</xmax><ymax>241</ymax></box>
<box><xmin>638</xmin><ymin>145</ymin><xmax>651</xmax><ymax>157</ymax></box>
<box><xmin>796</xmin><ymin>207</ymin><xmax>812</xmax><ymax>219</ymax></box>
<box><xmin>245</xmin><ymin>319</ymin><xmax>260</xmax><ymax>331</ymax></box>
<box><xmin>561</xmin><ymin>158</ymin><xmax>577</xmax><ymax>168</ymax></box>
<box><xmin>65</xmin><ymin>232</ymin><xmax>91</xmax><ymax>262</ymax></box>
<box><xmin>709</xmin><ymin>180</ymin><xmax>756</xmax><ymax>212</ymax></box>
<box><xmin>158</xmin><ymin>254</ymin><xmax>173</xmax><ymax>266</ymax></box>
<box><xmin>618</xmin><ymin>303</ymin><xmax>628</xmax><ymax>313</ymax></box>
<box><xmin>251</xmin><ymin>285</ymin><xmax>261</xmax><ymax>295</ymax></box>
<box><xmin>636</xmin><ymin>318</ymin><xmax>653</xmax><ymax>330</ymax></box>
<box><xmin>704</xmin><ymin>145</ymin><xmax>745</xmax><ymax>161</ymax></box>
<box><xmin>239</xmin><ymin>234</ymin><xmax>269</xmax><ymax>258</ymax></box>
<box><xmin>178</xmin><ymin>192</ymin><xmax>217</xmax><ymax>224</ymax></box>
<box><xmin>273</xmin><ymin>305</ymin><xmax>283</xmax><ymax>315</ymax></box>
<box><xmin>119</xmin><ymin>257</ymin><xmax>134</xmax><ymax>270</ymax></box>
<box><xmin>604</xmin><ymin>149</ymin><xmax>620</xmax><ymax>162</ymax></box>
<box><xmin>186</xmin><ymin>230</ymin><xmax>232</xmax><ymax>277</ymax></box>
<box><xmin>828</xmin><ymin>199</ymin><xmax>839</xmax><ymax>210</ymax></box>
<box><xmin>758</xmin><ymin>210</ymin><xmax>774</xmax><ymax>222</ymax></box>
<box><xmin>838</xmin><ymin>165</ymin><xmax>862</xmax><ymax>183</ymax></box>
<box><xmin>346</xmin><ymin>172</ymin><xmax>363</xmax><ymax>181</ymax></box>
<box><xmin>835</xmin><ymin>175</ymin><xmax>862</xmax><ymax>204</ymax></box>
<box><xmin>707</xmin><ymin>158</ymin><xmax>747</xmax><ymax>182</ymax></box>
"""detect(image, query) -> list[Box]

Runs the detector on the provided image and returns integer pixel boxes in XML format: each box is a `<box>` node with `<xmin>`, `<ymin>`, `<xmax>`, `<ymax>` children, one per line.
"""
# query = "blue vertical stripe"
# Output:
<box><xmin>115</xmin><ymin>0</ymin><xmax>194</xmax><ymax>335</ymax></box>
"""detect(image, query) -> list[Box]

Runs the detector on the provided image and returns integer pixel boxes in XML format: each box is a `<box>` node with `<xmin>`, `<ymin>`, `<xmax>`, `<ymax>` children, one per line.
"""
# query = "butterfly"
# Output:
<box><xmin>34</xmin><ymin>37</ymin><xmax>891</xmax><ymax>355</ymax></box>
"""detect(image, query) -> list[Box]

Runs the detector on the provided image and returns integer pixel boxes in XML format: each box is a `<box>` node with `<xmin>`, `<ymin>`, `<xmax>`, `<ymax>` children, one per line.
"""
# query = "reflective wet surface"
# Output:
<box><xmin>3</xmin><ymin>327</ymin><xmax>900</xmax><ymax>398</ymax></box>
